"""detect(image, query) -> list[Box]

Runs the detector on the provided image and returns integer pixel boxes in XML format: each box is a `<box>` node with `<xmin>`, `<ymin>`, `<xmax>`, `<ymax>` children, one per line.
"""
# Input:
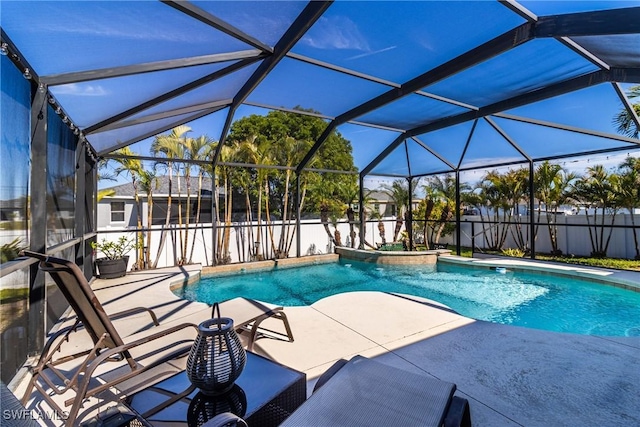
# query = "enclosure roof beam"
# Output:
<box><xmin>410</xmin><ymin>136</ymin><xmax>457</xmax><ymax>170</ymax></box>
<box><xmin>484</xmin><ymin>116</ymin><xmax>532</xmax><ymax>161</ymax></box>
<box><xmin>212</xmin><ymin>1</ymin><xmax>333</xmax><ymax>169</ymax></box>
<box><xmin>407</xmin><ymin>69</ymin><xmax>615</xmax><ymax>138</ymax></box>
<box><xmin>41</xmin><ymin>50</ymin><xmax>262</xmax><ymax>86</ymax></box>
<box><xmin>161</xmin><ymin>1</ymin><xmax>273</xmax><ymax>53</ymax></box>
<box><xmin>84</xmin><ymin>56</ymin><xmax>263</xmax><ymax>135</ymax></box>
<box><xmin>299</xmin><ymin>21</ymin><xmax>535</xmax><ymax>174</ymax></box>
<box><xmin>361</xmin><ymin>133</ymin><xmax>408</xmax><ymax>177</ymax></box>
<box><xmin>612</xmin><ymin>82</ymin><xmax>640</xmax><ymax>137</ymax></box>
<box><xmin>534</xmin><ymin>7</ymin><xmax>640</xmax><ymax>38</ymax></box>
<box><xmin>96</xmin><ymin>108</ymin><xmax>220</xmax><ymax>156</ymax></box>
<box><xmin>493</xmin><ymin>112</ymin><xmax>640</xmax><ymax>146</ymax></box>
<box><xmin>97</xmin><ymin>99</ymin><xmax>232</xmax><ymax>133</ymax></box>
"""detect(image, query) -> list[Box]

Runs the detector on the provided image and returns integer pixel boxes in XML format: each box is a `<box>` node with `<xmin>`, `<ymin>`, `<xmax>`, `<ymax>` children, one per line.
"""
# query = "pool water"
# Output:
<box><xmin>175</xmin><ymin>260</ymin><xmax>640</xmax><ymax>337</ymax></box>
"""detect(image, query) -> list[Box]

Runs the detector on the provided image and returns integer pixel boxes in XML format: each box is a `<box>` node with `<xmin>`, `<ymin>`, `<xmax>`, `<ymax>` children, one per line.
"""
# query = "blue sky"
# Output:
<box><xmin>1</xmin><ymin>1</ymin><xmax>637</xmax><ymax>191</ymax></box>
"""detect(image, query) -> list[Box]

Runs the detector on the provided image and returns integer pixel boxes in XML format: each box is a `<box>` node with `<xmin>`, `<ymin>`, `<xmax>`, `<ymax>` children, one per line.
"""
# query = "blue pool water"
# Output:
<box><xmin>175</xmin><ymin>260</ymin><xmax>640</xmax><ymax>337</ymax></box>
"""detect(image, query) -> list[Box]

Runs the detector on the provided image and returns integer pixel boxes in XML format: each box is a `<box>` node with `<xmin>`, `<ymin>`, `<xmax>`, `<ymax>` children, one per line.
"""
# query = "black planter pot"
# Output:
<box><xmin>95</xmin><ymin>256</ymin><xmax>129</xmax><ymax>279</ymax></box>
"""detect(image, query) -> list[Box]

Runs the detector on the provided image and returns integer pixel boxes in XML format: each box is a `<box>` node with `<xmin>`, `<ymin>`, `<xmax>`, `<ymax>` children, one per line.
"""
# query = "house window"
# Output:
<box><xmin>374</xmin><ymin>203</ymin><xmax>380</xmax><ymax>213</ymax></box>
<box><xmin>111</xmin><ymin>202</ymin><xmax>125</xmax><ymax>222</ymax></box>
<box><xmin>390</xmin><ymin>204</ymin><xmax>396</xmax><ymax>216</ymax></box>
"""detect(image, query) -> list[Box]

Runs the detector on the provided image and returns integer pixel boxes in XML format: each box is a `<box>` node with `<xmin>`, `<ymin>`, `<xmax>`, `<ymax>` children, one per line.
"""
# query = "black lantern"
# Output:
<box><xmin>186</xmin><ymin>303</ymin><xmax>247</xmax><ymax>395</ymax></box>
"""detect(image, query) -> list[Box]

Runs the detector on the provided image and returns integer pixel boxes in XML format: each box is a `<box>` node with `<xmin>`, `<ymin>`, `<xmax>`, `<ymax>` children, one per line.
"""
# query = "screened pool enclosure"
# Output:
<box><xmin>1</xmin><ymin>1</ymin><xmax>639</xmax><ymax>382</ymax></box>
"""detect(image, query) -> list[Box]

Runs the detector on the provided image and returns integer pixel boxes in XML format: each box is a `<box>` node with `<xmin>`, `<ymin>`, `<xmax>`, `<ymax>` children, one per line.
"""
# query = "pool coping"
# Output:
<box><xmin>438</xmin><ymin>254</ymin><xmax>640</xmax><ymax>292</ymax></box>
<box><xmin>200</xmin><ymin>254</ymin><xmax>340</xmax><ymax>278</ymax></box>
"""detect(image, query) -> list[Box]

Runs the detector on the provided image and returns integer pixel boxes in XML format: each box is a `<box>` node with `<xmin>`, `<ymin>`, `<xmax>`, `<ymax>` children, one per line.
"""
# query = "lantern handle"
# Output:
<box><xmin>211</xmin><ymin>302</ymin><xmax>221</xmax><ymax>319</ymax></box>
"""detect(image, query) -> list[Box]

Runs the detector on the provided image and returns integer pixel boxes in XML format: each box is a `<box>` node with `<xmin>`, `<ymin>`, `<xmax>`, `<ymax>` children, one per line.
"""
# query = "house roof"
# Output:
<box><xmin>102</xmin><ymin>176</ymin><xmax>215</xmax><ymax>198</ymax></box>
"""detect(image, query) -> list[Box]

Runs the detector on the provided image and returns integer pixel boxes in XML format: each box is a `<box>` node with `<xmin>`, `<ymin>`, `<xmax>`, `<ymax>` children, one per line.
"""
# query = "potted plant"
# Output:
<box><xmin>91</xmin><ymin>236</ymin><xmax>137</xmax><ymax>279</ymax></box>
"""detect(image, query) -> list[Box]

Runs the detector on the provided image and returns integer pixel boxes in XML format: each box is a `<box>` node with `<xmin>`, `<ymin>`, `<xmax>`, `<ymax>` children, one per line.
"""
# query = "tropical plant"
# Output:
<box><xmin>502</xmin><ymin>247</ymin><xmax>525</xmax><ymax>258</ymax></box>
<box><xmin>419</xmin><ymin>174</ymin><xmax>465</xmax><ymax>248</ymax></box>
<box><xmin>91</xmin><ymin>236</ymin><xmax>137</xmax><ymax>260</ymax></box>
<box><xmin>533</xmin><ymin>161</ymin><xmax>577</xmax><ymax>255</ymax></box>
<box><xmin>137</xmin><ymin>168</ymin><xmax>159</xmax><ymax>268</ymax></box>
<box><xmin>184</xmin><ymin>134</ymin><xmax>215</xmax><ymax>264</ymax></box>
<box><xmin>570</xmin><ymin>165</ymin><xmax>621</xmax><ymax>257</ymax></box>
<box><xmin>488</xmin><ymin>168</ymin><xmax>530</xmax><ymax>252</ymax></box>
<box><xmin>613</xmin><ymin>85</ymin><xmax>640</xmax><ymax>138</ymax></box>
<box><xmin>379</xmin><ymin>179</ymin><xmax>411</xmax><ymax>242</ymax></box>
<box><xmin>467</xmin><ymin>168</ymin><xmax>528</xmax><ymax>251</ymax></box>
<box><xmin>0</xmin><ymin>238</ymin><xmax>25</xmax><ymax>263</ymax></box>
<box><xmin>617</xmin><ymin>156</ymin><xmax>640</xmax><ymax>259</ymax></box>
<box><xmin>151</xmin><ymin>125</ymin><xmax>190</xmax><ymax>266</ymax></box>
<box><xmin>227</xmin><ymin>109</ymin><xmax>357</xmax><ymax>259</ymax></box>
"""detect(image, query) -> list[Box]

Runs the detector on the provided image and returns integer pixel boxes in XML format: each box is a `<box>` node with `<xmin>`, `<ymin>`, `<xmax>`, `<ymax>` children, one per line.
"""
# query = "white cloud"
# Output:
<box><xmin>302</xmin><ymin>16</ymin><xmax>370</xmax><ymax>51</ymax></box>
<box><xmin>52</xmin><ymin>84</ymin><xmax>109</xmax><ymax>97</ymax></box>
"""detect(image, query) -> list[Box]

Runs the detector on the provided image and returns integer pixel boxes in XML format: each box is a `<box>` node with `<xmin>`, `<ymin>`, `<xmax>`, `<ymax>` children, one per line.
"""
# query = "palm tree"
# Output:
<box><xmin>379</xmin><ymin>179</ymin><xmax>411</xmax><ymax>242</ymax></box>
<box><xmin>138</xmin><ymin>168</ymin><xmax>159</xmax><ymax>268</ymax></box>
<box><xmin>151</xmin><ymin>125</ymin><xmax>190</xmax><ymax>266</ymax></box>
<box><xmin>183</xmin><ymin>134</ymin><xmax>215</xmax><ymax>264</ymax></box>
<box><xmin>111</xmin><ymin>147</ymin><xmax>144</xmax><ymax>269</ymax></box>
<box><xmin>534</xmin><ymin>161</ymin><xmax>577</xmax><ymax>255</ymax></box>
<box><xmin>613</xmin><ymin>85</ymin><xmax>640</xmax><ymax>138</ymax></box>
<box><xmin>570</xmin><ymin>165</ymin><xmax>621</xmax><ymax>257</ymax></box>
<box><xmin>618</xmin><ymin>156</ymin><xmax>640</xmax><ymax>259</ymax></box>
<box><xmin>307</xmin><ymin>180</ymin><xmax>346</xmax><ymax>249</ymax></box>
<box><xmin>485</xmin><ymin>168</ymin><xmax>530</xmax><ymax>252</ymax></box>
<box><xmin>422</xmin><ymin>174</ymin><xmax>465</xmax><ymax>246</ymax></box>
<box><xmin>232</xmin><ymin>136</ymin><xmax>273</xmax><ymax>260</ymax></box>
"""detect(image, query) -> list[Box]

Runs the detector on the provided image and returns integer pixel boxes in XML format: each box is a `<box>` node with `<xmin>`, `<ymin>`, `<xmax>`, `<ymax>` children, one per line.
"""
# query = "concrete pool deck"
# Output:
<box><xmin>12</xmin><ymin>257</ymin><xmax>640</xmax><ymax>426</ymax></box>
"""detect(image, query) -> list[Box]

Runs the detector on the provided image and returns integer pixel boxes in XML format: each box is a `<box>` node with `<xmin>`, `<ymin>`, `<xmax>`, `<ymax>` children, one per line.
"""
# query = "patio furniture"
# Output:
<box><xmin>283</xmin><ymin>355</ymin><xmax>471</xmax><ymax>426</ymax></box>
<box><xmin>217</xmin><ymin>297</ymin><xmax>294</xmax><ymax>352</ymax></box>
<box><xmin>204</xmin><ymin>355</ymin><xmax>472</xmax><ymax>427</ymax></box>
<box><xmin>19</xmin><ymin>250</ymin><xmax>202</xmax><ymax>425</ymax></box>
<box><xmin>124</xmin><ymin>351</ymin><xmax>306</xmax><ymax>426</ymax></box>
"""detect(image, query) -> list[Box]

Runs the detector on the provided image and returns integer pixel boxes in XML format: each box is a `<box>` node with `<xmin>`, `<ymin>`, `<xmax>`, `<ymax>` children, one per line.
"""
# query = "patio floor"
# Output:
<box><xmin>13</xmin><ymin>259</ymin><xmax>640</xmax><ymax>426</ymax></box>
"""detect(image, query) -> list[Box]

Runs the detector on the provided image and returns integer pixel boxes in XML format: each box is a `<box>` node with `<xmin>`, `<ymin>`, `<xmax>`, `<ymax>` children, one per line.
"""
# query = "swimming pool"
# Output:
<box><xmin>175</xmin><ymin>260</ymin><xmax>640</xmax><ymax>337</ymax></box>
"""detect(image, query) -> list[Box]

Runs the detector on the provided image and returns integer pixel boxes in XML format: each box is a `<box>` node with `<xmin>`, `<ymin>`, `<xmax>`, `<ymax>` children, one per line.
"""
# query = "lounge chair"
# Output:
<box><xmin>204</xmin><ymin>356</ymin><xmax>472</xmax><ymax>427</ymax></box>
<box><xmin>217</xmin><ymin>297</ymin><xmax>294</xmax><ymax>352</ymax></box>
<box><xmin>19</xmin><ymin>250</ymin><xmax>200</xmax><ymax>425</ymax></box>
<box><xmin>19</xmin><ymin>251</ymin><xmax>295</xmax><ymax>424</ymax></box>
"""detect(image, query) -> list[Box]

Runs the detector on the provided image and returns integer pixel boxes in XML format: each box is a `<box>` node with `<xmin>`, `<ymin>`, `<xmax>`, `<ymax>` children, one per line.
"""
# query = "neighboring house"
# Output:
<box><xmin>97</xmin><ymin>176</ymin><xmax>215</xmax><ymax>229</ymax></box>
<box><xmin>364</xmin><ymin>191</ymin><xmax>421</xmax><ymax>218</ymax></box>
<box><xmin>98</xmin><ymin>180</ymin><xmax>424</xmax><ymax>229</ymax></box>
<box><xmin>0</xmin><ymin>197</ymin><xmax>27</xmax><ymax>223</ymax></box>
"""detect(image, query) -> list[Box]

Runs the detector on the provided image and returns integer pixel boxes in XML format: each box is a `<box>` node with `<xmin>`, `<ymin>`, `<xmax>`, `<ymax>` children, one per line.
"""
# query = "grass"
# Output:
<box><xmin>535</xmin><ymin>254</ymin><xmax>640</xmax><ymax>271</ymax></box>
<box><xmin>0</xmin><ymin>288</ymin><xmax>29</xmax><ymax>304</ymax></box>
<box><xmin>470</xmin><ymin>248</ymin><xmax>640</xmax><ymax>271</ymax></box>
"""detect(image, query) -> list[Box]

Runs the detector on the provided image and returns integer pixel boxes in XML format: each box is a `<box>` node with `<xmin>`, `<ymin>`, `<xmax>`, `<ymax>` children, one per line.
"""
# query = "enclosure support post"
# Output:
<box><xmin>529</xmin><ymin>160</ymin><xmax>536</xmax><ymax>259</ymax></box>
<box><xmin>407</xmin><ymin>177</ymin><xmax>413</xmax><ymax>251</ymax></box>
<box><xmin>75</xmin><ymin>140</ymin><xmax>86</xmax><ymax>272</ymax></box>
<box><xmin>359</xmin><ymin>174</ymin><xmax>365</xmax><ymax>249</ymax></box>
<box><xmin>212</xmin><ymin>169</ymin><xmax>217</xmax><ymax>265</ymax></box>
<box><xmin>455</xmin><ymin>170</ymin><xmax>461</xmax><ymax>256</ymax></box>
<box><xmin>296</xmin><ymin>173</ymin><xmax>301</xmax><ymax>258</ymax></box>
<box><xmin>28</xmin><ymin>88</ymin><xmax>48</xmax><ymax>355</ymax></box>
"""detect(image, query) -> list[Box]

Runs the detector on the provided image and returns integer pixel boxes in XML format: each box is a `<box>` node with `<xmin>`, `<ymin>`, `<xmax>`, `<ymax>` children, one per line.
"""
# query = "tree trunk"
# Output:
<box><xmin>347</xmin><ymin>207</ymin><xmax>356</xmax><ymax>248</ymax></box>
<box><xmin>146</xmin><ymin>193</ymin><xmax>153</xmax><ymax>269</ymax></box>
<box><xmin>153</xmin><ymin>164</ymin><xmax>173</xmax><ymax>268</ymax></box>
<box><xmin>393</xmin><ymin>210</ymin><xmax>403</xmax><ymax>242</ymax></box>
<box><xmin>188</xmin><ymin>172</ymin><xmax>203</xmax><ymax>264</ymax></box>
<box><xmin>423</xmin><ymin>199</ymin><xmax>434</xmax><ymax>249</ymax></box>
<box><xmin>321</xmin><ymin>208</ymin><xmax>336</xmax><ymax>246</ymax></box>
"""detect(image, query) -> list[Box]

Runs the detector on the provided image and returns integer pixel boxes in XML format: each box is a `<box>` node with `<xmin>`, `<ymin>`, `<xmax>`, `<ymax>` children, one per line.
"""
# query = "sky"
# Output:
<box><xmin>1</xmin><ymin>1</ymin><xmax>638</xmax><ymax>192</ymax></box>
